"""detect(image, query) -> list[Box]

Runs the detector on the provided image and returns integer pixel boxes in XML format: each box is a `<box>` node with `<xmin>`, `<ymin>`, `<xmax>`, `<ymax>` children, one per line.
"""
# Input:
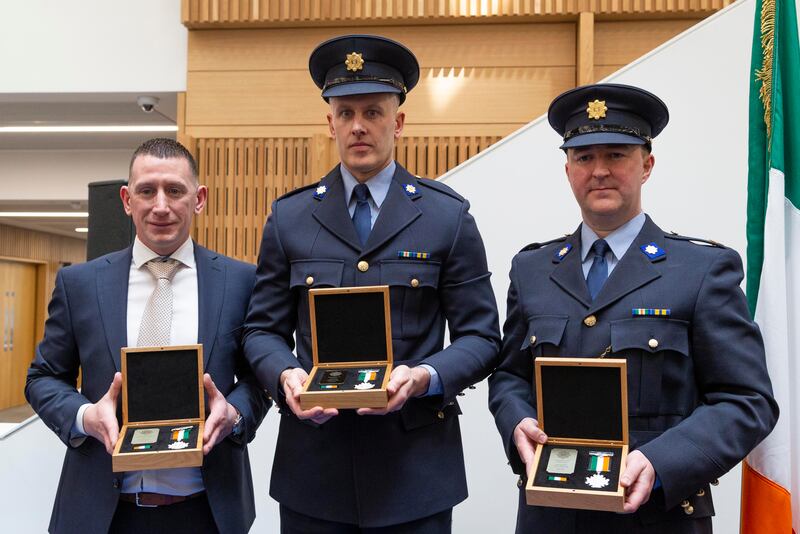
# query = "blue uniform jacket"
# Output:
<box><xmin>488</xmin><ymin>215</ymin><xmax>778</xmax><ymax>531</ymax></box>
<box><xmin>26</xmin><ymin>244</ymin><xmax>270</xmax><ymax>534</ymax></box>
<box><xmin>243</xmin><ymin>163</ymin><xmax>501</xmax><ymax>527</ymax></box>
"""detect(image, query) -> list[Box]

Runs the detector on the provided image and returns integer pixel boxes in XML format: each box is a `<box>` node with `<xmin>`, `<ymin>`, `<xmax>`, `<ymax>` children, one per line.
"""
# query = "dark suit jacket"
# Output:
<box><xmin>26</xmin><ymin>243</ymin><xmax>270</xmax><ymax>534</ymax></box>
<box><xmin>243</xmin><ymin>163</ymin><xmax>501</xmax><ymax>527</ymax></box>
<box><xmin>488</xmin><ymin>215</ymin><xmax>778</xmax><ymax>533</ymax></box>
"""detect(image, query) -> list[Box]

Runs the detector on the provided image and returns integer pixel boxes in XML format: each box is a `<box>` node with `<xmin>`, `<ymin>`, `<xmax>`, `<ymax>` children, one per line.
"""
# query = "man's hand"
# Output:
<box><xmin>202</xmin><ymin>374</ymin><xmax>239</xmax><ymax>455</ymax></box>
<box><xmin>83</xmin><ymin>372</ymin><xmax>122</xmax><ymax>454</ymax></box>
<box><xmin>513</xmin><ymin>417</ymin><xmax>547</xmax><ymax>473</ymax></box>
<box><xmin>357</xmin><ymin>365</ymin><xmax>430</xmax><ymax>416</ymax></box>
<box><xmin>620</xmin><ymin>450</ymin><xmax>656</xmax><ymax>513</ymax></box>
<box><xmin>280</xmin><ymin>368</ymin><xmax>338</xmax><ymax>424</ymax></box>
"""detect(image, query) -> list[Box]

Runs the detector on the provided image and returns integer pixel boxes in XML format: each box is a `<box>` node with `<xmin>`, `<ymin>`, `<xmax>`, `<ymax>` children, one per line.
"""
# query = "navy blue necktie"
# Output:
<box><xmin>352</xmin><ymin>183</ymin><xmax>371</xmax><ymax>246</ymax></box>
<box><xmin>586</xmin><ymin>239</ymin><xmax>611</xmax><ymax>301</ymax></box>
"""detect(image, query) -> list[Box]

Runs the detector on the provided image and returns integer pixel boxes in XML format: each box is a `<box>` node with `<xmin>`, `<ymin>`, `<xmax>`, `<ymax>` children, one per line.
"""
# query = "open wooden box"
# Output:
<box><xmin>112</xmin><ymin>345</ymin><xmax>205</xmax><ymax>472</ymax></box>
<box><xmin>526</xmin><ymin>357</ymin><xmax>628</xmax><ymax>512</ymax></box>
<box><xmin>299</xmin><ymin>286</ymin><xmax>393</xmax><ymax>410</ymax></box>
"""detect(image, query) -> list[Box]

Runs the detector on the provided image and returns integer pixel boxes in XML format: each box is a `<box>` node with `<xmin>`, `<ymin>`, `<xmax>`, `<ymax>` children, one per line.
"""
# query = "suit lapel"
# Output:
<box><xmin>312</xmin><ymin>167</ymin><xmax>363</xmax><ymax>252</ymax></box>
<box><xmin>588</xmin><ymin>215</ymin><xmax>664</xmax><ymax>314</ymax></box>
<box><xmin>550</xmin><ymin>228</ymin><xmax>592</xmax><ymax>308</ymax></box>
<box><xmin>361</xmin><ymin>165</ymin><xmax>422</xmax><ymax>257</ymax></box>
<box><xmin>196</xmin><ymin>244</ymin><xmax>224</xmax><ymax>369</ymax></box>
<box><xmin>96</xmin><ymin>248</ymin><xmax>132</xmax><ymax>372</ymax></box>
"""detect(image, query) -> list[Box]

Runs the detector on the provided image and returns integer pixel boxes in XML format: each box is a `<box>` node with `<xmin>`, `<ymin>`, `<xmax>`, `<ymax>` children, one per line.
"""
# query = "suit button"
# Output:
<box><xmin>530</xmin><ymin>335</ymin><xmax>537</xmax><ymax>344</ymax></box>
<box><xmin>517</xmin><ymin>477</ymin><xmax>524</xmax><ymax>488</ymax></box>
<box><xmin>583</xmin><ymin>315</ymin><xmax>597</xmax><ymax>327</ymax></box>
<box><xmin>357</xmin><ymin>260</ymin><xmax>369</xmax><ymax>272</ymax></box>
<box><xmin>648</xmin><ymin>338</ymin><xmax>659</xmax><ymax>349</ymax></box>
<box><xmin>305</xmin><ymin>276</ymin><xmax>314</xmax><ymax>286</ymax></box>
<box><xmin>410</xmin><ymin>278</ymin><xmax>420</xmax><ymax>288</ymax></box>
<box><xmin>696</xmin><ymin>489</ymin><xmax>705</xmax><ymax>497</ymax></box>
<box><xmin>437</xmin><ymin>411</ymin><xmax>445</xmax><ymax>419</ymax></box>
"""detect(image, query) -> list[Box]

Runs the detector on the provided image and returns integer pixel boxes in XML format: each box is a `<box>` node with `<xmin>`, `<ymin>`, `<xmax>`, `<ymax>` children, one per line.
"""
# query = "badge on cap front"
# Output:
<box><xmin>345</xmin><ymin>52</ymin><xmax>364</xmax><ymax>72</ymax></box>
<box><xmin>587</xmin><ymin>99</ymin><xmax>607</xmax><ymax>120</ymax></box>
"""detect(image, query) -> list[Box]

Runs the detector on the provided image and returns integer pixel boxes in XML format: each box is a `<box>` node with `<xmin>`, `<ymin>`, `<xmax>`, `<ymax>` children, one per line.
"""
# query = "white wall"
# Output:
<box><xmin>440</xmin><ymin>1</ymin><xmax>756</xmax><ymax>532</ymax></box>
<box><xmin>0</xmin><ymin>150</ymin><xmax>130</xmax><ymax>200</ymax></box>
<box><xmin>0</xmin><ymin>0</ymin><xmax>186</xmax><ymax>93</ymax></box>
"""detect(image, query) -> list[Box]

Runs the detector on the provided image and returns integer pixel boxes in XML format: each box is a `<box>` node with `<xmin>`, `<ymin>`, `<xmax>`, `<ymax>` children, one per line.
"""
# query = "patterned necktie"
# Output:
<box><xmin>586</xmin><ymin>239</ymin><xmax>611</xmax><ymax>301</ymax></box>
<box><xmin>137</xmin><ymin>257</ymin><xmax>181</xmax><ymax>347</ymax></box>
<box><xmin>352</xmin><ymin>183</ymin><xmax>372</xmax><ymax>246</ymax></box>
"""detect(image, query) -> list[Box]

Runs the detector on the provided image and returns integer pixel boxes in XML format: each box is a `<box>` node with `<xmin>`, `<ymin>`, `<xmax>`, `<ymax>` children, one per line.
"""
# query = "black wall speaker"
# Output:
<box><xmin>87</xmin><ymin>180</ymin><xmax>135</xmax><ymax>261</ymax></box>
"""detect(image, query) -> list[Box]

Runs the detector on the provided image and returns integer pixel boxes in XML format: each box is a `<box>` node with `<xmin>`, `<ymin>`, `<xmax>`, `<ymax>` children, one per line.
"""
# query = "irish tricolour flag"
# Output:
<box><xmin>742</xmin><ymin>0</ymin><xmax>800</xmax><ymax>531</ymax></box>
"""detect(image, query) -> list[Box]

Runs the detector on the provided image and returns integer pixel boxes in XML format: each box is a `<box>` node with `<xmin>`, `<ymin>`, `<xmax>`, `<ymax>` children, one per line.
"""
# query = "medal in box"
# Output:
<box><xmin>112</xmin><ymin>345</ymin><xmax>205</xmax><ymax>472</ymax></box>
<box><xmin>526</xmin><ymin>357</ymin><xmax>629</xmax><ymax>512</ymax></box>
<box><xmin>299</xmin><ymin>286</ymin><xmax>393</xmax><ymax>410</ymax></box>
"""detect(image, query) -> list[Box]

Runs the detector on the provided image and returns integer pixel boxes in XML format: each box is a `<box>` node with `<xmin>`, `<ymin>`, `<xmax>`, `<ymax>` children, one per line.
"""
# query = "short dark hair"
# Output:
<box><xmin>129</xmin><ymin>138</ymin><xmax>198</xmax><ymax>182</ymax></box>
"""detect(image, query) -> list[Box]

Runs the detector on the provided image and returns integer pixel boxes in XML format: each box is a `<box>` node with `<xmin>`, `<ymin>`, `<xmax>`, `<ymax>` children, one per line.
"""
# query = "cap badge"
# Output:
<box><xmin>587</xmin><ymin>99</ymin><xmax>608</xmax><ymax>120</ymax></box>
<box><xmin>345</xmin><ymin>52</ymin><xmax>364</xmax><ymax>72</ymax></box>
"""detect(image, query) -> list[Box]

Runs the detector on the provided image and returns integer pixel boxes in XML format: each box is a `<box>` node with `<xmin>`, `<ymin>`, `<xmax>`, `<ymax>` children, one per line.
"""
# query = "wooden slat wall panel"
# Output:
<box><xmin>183</xmin><ymin>0</ymin><xmax>733</xmax><ymax>25</ymax></box>
<box><xmin>192</xmin><ymin>135</ymin><xmax>499</xmax><ymax>260</ymax></box>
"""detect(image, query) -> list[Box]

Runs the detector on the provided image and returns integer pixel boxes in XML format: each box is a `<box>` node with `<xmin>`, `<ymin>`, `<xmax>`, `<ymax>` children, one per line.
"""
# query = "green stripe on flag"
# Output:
<box><xmin>746</xmin><ymin>0</ymin><xmax>800</xmax><ymax>314</ymax></box>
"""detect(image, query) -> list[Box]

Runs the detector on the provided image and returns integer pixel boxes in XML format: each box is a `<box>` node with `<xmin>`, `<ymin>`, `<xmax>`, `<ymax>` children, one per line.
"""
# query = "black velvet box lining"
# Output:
<box><xmin>539</xmin><ymin>364</ymin><xmax>623</xmax><ymax>441</ymax></box>
<box><xmin>119</xmin><ymin>423</ymin><xmax>200</xmax><ymax>453</ymax></box>
<box><xmin>533</xmin><ymin>444</ymin><xmax>623</xmax><ymax>492</ymax></box>
<box><xmin>313</xmin><ymin>291</ymin><xmax>389</xmax><ymax>364</ymax></box>
<box><xmin>306</xmin><ymin>365</ymin><xmax>389</xmax><ymax>392</ymax></box>
<box><xmin>124</xmin><ymin>347</ymin><xmax>201</xmax><ymax>423</ymax></box>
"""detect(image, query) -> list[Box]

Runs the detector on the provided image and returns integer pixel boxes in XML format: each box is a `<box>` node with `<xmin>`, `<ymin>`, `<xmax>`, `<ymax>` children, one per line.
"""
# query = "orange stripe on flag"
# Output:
<box><xmin>740</xmin><ymin>461</ymin><xmax>793</xmax><ymax>534</ymax></box>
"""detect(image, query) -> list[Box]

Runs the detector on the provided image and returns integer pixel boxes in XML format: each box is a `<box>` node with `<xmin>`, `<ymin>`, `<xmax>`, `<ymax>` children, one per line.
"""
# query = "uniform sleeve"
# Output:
<box><xmin>242</xmin><ymin>202</ymin><xmax>301</xmax><ymax>405</ymax></box>
<box><xmin>488</xmin><ymin>258</ymin><xmax>538</xmax><ymax>475</ymax></box>
<box><xmin>637</xmin><ymin>248</ymin><xmax>779</xmax><ymax>508</ymax></box>
<box><xmin>419</xmin><ymin>199</ymin><xmax>501</xmax><ymax>406</ymax></box>
<box><xmin>25</xmin><ymin>269</ymin><xmax>92</xmax><ymax>446</ymax></box>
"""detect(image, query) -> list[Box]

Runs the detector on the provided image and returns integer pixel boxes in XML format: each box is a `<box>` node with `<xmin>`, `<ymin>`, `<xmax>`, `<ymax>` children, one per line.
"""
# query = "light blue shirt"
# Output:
<box><xmin>580</xmin><ymin>212</ymin><xmax>646</xmax><ymax>279</ymax></box>
<box><xmin>340</xmin><ymin>162</ymin><xmax>443</xmax><ymax>397</ymax></box>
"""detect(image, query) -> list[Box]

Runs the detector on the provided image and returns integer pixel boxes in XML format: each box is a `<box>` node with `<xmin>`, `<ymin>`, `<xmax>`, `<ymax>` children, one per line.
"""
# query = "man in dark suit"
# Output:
<box><xmin>488</xmin><ymin>84</ymin><xmax>779</xmax><ymax>533</ymax></box>
<box><xmin>26</xmin><ymin>138</ymin><xmax>270</xmax><ymax>534</ymax></box>
<box><xmin>243</xmin><ymin>35</ymin><xmax>500</xmax><ymax>532</ymax></box>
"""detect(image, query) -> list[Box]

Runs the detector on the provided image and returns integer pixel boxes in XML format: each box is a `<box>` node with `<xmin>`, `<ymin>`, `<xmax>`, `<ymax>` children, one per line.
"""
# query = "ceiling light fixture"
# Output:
<box><xmin>0</xmin><ymin>125</ymin><xmax>178</xmax><ymax>133</ymax></box>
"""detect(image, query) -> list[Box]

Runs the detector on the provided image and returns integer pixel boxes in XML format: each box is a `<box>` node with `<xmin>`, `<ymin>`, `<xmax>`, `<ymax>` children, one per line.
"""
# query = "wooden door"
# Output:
<box><xmin>0</xmin><ymin>260</ymin><xmax>38</xmax><ymax>410</ymax></box>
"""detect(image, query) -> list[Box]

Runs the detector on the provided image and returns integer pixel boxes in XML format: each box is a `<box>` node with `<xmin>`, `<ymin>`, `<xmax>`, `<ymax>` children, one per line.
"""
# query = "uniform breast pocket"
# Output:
<box><xmin>610</xmin><ymin>318</ymin><xmax>690</xmax><ymax>416</ymax></box>
<box><xmin>379</xmin><ymin>260</ymin><xmax>441</xmax><ymax>339</ymax></box>
<box><xmin>519</xmin><ymin>315</ymin><xmax>569</xmax><ymax>357</ymax></box>
<box><xmin>289</xmin><ymin>259</ymin><xmax>344</xmax><ymax>336</ymax></box>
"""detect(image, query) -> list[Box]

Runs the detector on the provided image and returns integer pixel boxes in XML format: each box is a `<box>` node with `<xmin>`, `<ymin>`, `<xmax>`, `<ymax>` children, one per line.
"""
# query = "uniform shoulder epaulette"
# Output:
<box><xmin>275</xmin><ymin>181</ymin><xmax>320</xmax><ymax>202</ymax></box>
<box><xmin>415</xmin><ymin>176</ymin><xmax>465</xmax><ymax>202</ymax></box>
<box><xmin>665</xmin><ymin>232</ymin><xmax>726</xmax><ymax>248</ymax></box>
<box><xmin>519</xmin><ymin>235</ymin><xmax>569</xmax><ymax>253</ymax></box>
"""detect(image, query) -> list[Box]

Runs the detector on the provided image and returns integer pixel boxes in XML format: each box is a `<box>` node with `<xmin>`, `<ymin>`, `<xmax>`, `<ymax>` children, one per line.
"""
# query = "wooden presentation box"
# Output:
<box><xmin>299</xmin><ymin>286</ymin><xmax>393</xmax><ymax>410</ymax></box>
<box><xmin>526</xmin><ymin>357</ymin><xmax>628</xmax><ymax>512</ymax></box>
<box><xmin>112</xmin><ymin>345</ymin><xmax>205</xmax><ymax>472</ymax></box>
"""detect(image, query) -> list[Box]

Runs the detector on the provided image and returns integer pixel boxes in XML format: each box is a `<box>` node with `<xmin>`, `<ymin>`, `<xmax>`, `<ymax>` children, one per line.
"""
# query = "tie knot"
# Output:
<box><xmin>145</xmin><ymin>257</ymin><xmax>181</xmax><ymax>280</ymax></box>
<box><xmin>353</xmin><ymin>183</ymin><xmax>370</xmax><ymax>202</ymax></box>
<box><xmin>591</xmin><ymin>239</ymin><xmax>610</xmax><ymax>258</ymax></box>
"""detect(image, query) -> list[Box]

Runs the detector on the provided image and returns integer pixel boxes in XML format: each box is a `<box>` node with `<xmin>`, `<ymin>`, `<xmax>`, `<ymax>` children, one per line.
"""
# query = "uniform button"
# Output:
<box><xmin>710</xmin><ymin>479</ymin><xmax>719</xmax><ymax>486</ymax></box>
<box><xmin>583</xmin><ymin>315</ymin><xmax>597</xmax><ymax>327</ymax></box>
<box><xmin>696</xmin><ymin>489</ymin><xmax>705</xmax><ymax>497</ymax></box>
<box><xmin>530</xmin><ymin>335</ymin><xmax>537</xmax><ymax>345</ymax></box>
<box><xmin>112</xmin><ymin>478</ymin><xmax>120</xmax><ymax>489</ymax></box>
<box><xmin>357</xmin><ymin>260</ymin><xmax>369</xmax><ymax>272</ymax></box>
<box><xmin>648</xmin><ymin>338</ymin><xmax>659</xmax><ymax>349</ymax></box>
<box><xmin>410</xmin><ymin>278</ymin><xmax>420</xmax><ymax>288</ymax></box>
<box><xmin>684</xmin><ymin>505</ymin><xmax>694</xmax><ymax>515</ymax></box>
<box><xmin>517</xmin><ymin>477</ymin><xmax>524</xmax><ymax>488</ymax></box>
<box><xmin>437</xmin><ymin>410</ymin><xmax>445</xmax><ymax>419</ymax></box>
<box><xmin>305</xmin><ymin>276</ymin><xmax>314</xmax><ymax>286</ymax></box>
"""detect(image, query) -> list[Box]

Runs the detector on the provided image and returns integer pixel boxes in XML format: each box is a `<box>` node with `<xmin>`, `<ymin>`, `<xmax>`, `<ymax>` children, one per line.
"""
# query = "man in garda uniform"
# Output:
<box><xmin>488</xmin><ymin>84</ymin><xmax>778</xmax><ymax>533</ymax></box>
<box><xmin>243</xmin><ymin>35</ymin><xmax>500</xmax><ymax>532</ymax></box>
<box><xmin>27</xmin><ymin>138</ymin><xmax>270</xmax><ymax>534</ymax></box>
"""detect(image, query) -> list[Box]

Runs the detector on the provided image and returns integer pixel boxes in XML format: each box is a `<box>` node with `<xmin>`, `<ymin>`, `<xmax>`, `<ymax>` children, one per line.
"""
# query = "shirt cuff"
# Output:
<box><xmin>74</xmin><ymin>403</ymin><xmax>91</xmax><ymax>436</ymax></box>
<box><xmin>418</xmin><ymin>364</ymin><xmax>443</xmax><ymax>396</ymax></box>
